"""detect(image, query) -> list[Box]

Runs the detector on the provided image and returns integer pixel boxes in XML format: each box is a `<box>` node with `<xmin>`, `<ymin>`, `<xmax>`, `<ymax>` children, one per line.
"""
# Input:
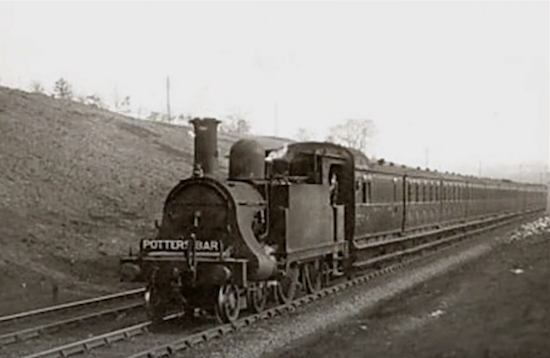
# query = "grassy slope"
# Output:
<box><xmin>0</xmin><ymin>86</ymin><xmax>289</xmax><ymax>310</ymax></box>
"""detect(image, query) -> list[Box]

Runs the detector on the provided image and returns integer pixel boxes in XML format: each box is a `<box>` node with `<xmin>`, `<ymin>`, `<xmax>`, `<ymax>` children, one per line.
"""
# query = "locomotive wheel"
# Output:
<box><xmin>145</xmin><ymin>286</ymin><xmax>166</xmax><ymax>323</ymax></box>
<box><xmin>276</xmin><ymin>266</ymin><xmax>299</xmax><ymax>304</ymax></box>
<box><xmin>214</xmin><ymin>284</ymin><xmax>240</xmax><ymax>324</ymax></box>
<box><xmin>303</xmin><ymin>260</ymin><xmax>322</xmax><ymax>294</ymax></box>
<box><xmin>250</xmin><ymin>282</ymin><xmax>268</xmax><ymax>313</ymax></box>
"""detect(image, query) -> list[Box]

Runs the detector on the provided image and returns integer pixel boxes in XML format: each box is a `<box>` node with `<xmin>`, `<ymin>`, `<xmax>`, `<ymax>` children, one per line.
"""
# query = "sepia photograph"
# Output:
<box><xmin>0</xmin><ymin>1</ymin><xmax>548</xmax><ymax>357</ymax></box>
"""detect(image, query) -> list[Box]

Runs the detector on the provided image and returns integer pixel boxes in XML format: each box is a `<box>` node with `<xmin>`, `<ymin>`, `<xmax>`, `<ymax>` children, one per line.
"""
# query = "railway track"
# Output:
<box><xmin>0</xmin><ymin>288</ymin><xmax>145</xmax><ymax>352</ymax></box>
<box><xmin>11</xmin><ymin>211</ymin><xmax>540</xmax><ymax>358</ymax></box>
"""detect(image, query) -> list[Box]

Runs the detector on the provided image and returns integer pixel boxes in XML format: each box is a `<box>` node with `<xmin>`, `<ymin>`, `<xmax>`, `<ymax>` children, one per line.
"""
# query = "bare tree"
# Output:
<box><xmin>220</xmin><ymin>114</ymin><xmax>251</xmax><ymax>135</ymax></box>
<box><xmin>53</xmin><ymin>78</ymin><xmax>73</xmax><ymax>99</ymax></box>
<box><xmin>30</xmin><ymin>81</ymin><xmax>45</xmax><ymax>93</ymax></box>
<box><xmin>295</xmin><ymin>127</ymin><xmax>314</xmax><ymax>141</ymax></box>
<box><xmin>326</xmin><ymin>118</ymin><xmax>376</xmax><ymax>153</ymax></box>
<box><xmin>119</xmin><ymin>96</ymin><xmax>131</xmax><ymax>113</ymax></box>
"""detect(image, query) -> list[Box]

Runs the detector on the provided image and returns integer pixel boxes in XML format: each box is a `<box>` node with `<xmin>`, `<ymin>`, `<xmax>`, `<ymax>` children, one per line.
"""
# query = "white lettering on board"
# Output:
<box><xmin>141</xmin><ymin>239</ymin><xmax>221</xmax><ymax>251</ymax></box>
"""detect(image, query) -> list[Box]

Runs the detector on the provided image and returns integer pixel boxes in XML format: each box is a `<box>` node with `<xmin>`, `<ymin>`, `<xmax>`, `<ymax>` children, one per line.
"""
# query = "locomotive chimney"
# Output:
<box><xmin>190</xmin><ymin>118</ymin><xmax>220</xmax><ymax>176</ymax></box>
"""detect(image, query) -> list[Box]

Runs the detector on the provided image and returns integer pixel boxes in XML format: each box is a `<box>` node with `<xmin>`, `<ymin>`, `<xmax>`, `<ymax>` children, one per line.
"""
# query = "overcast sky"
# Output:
<box><xmin>0</xmin><ymin>1</ymin><xmax>548</xmax><ymax>176</ymax></box>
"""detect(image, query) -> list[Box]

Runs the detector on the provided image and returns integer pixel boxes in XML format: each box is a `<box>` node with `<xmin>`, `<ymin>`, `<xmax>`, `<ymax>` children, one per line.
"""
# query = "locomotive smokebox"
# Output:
<box><xmin>190</xmin><ymin>118</ymin><xmax>220</xmax><ymax>176</ymax></box>
<box><xmin>229</xmin><ymin>139</ymin><xmax>265</xmax><ymax>180</ymax></box>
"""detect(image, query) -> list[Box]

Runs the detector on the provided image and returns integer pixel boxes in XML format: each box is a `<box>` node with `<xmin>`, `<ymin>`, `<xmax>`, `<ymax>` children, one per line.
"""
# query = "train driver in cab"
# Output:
<box><xmin>330</xmin><ymin>171</ymin><xmax>339</xmax><ymax>205</ymax></box>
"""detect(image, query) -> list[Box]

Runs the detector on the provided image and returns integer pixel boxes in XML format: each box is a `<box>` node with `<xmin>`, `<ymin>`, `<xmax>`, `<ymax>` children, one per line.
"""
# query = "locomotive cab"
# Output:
<box><xmin>265</xmin><ymin>143</ymin><xmax>354</xmax><ymax>278</ymax></box>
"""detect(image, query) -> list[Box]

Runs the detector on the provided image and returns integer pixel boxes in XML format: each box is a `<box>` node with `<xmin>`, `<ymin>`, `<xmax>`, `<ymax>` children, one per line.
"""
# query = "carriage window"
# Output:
<box><xmin>422</xmin><ymin>183</ymin><xmax>428</xmax><ymax>201</ymax></box>
<box><xmin>355</xmin><ymin>179</ymin><xmax>362</xmax><ymax>202</ymax></box>
<box><xmin>424</xmin><ymin>183</ymin><xmax>427</xmax><ymax>202</ymax></box>
<box><xmin>361</xmin><ymin>178</ymin><xmax>372</xmax><ymax>204</ymax></box>
<box><xmin>367</xmin><ymin>181</ymin><xmax>371</xmax><ymax>203</ymax></box>
<box><xmin>426</xmin><ymin>183</ymin><xmax>430</xmax><ymax>202</ymax></box>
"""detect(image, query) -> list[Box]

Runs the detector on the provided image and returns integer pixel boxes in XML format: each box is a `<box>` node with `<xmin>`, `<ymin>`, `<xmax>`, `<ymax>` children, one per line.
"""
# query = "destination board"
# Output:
<box><xmin>141</xmin><ymin>239</ymin><xmax>220</xmax><ymax>251</ymax></box>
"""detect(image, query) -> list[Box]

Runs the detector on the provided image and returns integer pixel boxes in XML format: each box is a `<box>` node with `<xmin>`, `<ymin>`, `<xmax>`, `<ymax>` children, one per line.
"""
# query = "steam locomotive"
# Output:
<box><xmin>125</xmin><ymin>118</ymin><xmax>547</xmax><ymax>323</ymax></box>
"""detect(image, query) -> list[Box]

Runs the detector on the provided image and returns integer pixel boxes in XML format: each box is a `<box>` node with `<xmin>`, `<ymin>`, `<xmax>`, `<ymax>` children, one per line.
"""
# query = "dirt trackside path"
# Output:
<box><xmin>273</xmin><ymin>232</ymin><xmax>550</xmax><ymax>358</ymax></box>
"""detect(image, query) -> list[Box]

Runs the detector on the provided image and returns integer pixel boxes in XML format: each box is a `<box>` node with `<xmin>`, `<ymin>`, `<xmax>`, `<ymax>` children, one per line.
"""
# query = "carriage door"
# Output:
<box><xmin>328</xmin><ymin>163</ymin><xmax>345</xmax><ymax>243</ymax></box>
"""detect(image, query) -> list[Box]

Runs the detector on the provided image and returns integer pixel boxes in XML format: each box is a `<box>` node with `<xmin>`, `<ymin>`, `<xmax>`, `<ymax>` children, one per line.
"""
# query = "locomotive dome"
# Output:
<box><xmin>229</xmin><ymin>139</ymin><xmax>265</xmax><ymax>180</ymax></box>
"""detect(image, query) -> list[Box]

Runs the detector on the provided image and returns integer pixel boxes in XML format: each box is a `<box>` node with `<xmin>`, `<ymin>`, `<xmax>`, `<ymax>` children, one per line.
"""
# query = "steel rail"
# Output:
<box><xmin>18</xmin><ymin>313</ymin><xmax>182</xmax><ymax>358</ymax></box>
<box><xmin>0</xmin><ymin>288</ymin><xmax>145</xmax><ymax>327</ymax></box>
<box><xmin>21</xmin><ymin>212</ymin><xmax>534</xmax><ymax>358</ymax></box>
<box><xmin>0</xmin><ymin>301</ymin><xmax>143</xmax><ymax>347</ymax></box>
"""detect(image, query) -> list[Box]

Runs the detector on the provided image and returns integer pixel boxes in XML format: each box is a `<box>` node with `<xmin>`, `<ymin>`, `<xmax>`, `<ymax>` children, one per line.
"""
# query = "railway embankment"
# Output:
<box><xmin>0</xmin><ymin>86</ymin><xmax>289</xmax><ymax>315</ymax></box>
